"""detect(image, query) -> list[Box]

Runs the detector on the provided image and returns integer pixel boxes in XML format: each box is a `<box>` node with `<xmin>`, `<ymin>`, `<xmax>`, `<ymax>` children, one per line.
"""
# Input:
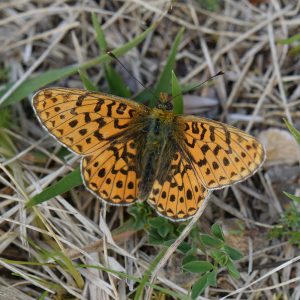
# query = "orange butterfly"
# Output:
<box><xmin>33</xmin><ymin>88</ymin><xmax>265</xmax><ymax>221</ymax></box>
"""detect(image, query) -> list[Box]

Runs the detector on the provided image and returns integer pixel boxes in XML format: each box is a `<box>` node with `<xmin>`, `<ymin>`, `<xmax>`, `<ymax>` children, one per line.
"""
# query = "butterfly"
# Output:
<box><xmin>33</xmin><ymin>88</ymin><xmax>265</xmax><ymax>221</ymax></box>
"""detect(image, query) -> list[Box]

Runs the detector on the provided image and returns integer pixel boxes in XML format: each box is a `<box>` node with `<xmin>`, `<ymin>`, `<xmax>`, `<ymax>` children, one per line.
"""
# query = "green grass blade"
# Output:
<box><xmin>134</xmin><ymin>248</ymin><xmax>168</xmax><ymax>300</ymax></box>
<box><xmin>134</xmin><ymin>89</ymin><xmax>154</xmax><ymax>103</ymax></box>
<box><xmin>78</xmin><ymin>262</ymin><xmax>189</xmax><ymax>300</ymax></box>
<box><xmin>289</xmin><ymin>44</ymin><xmax>300</xmax><ymax>56</ymax></box>
<box><xmin>80</xmin><ymin>21</ymin><xmax>157</xmax><ymax>69</ymax></box>
<box><xmin>92</xmin><ymin>12</ymin><xmax>131</xmax><ymax>98</ymax></box>
<box><xmin>278</xmin><ymin>33</ymin><xmax>300</xmax><ymax>45</ymax></box>
<box><xmin>1</xmin><ymin>22</ymin><xmax>157</xmax><ymax>107</ymax></box>
<box><xmin>38</xmin><ymin>291</ymin><xmax>48</xmax><ymax>300</ymax></box>
<box><xmin>1</xmin><ymin>65</ymin><xmax>78</xmax><ymax>107</ymax></box>
<box><xmin>284</xmin><ymin>119</ymin><xmax>300</xmax><ymax>144</ymax></box>
<box><xmin>26</xmin><ymin>168</ymin><xmax>82</xmax><ymax>208</ymax></box>
<box><xmin>55</xmin><ymin>252</ymin><xmax>84</xmax><ymax>288</ymax></box>
<box><xmin>78</xmin><ymin>69</ymin><xmax>98</xmax><ymax>91</ymax></box>
<box><xmin>135</xmin><ymin>81</ymin><xmax>202</xmax><ymax>103</ymax></box>
<box><xmin>105</xmin><ymin>64</ymin><xmax>131</xmax><ymax>97</ymax></box>
<box><xmin>150</xmin><ymin>27</ymin><xmax>184</xmax><ymax>107</ymax></box>
<box><xmin>171</xmin><ymin>70</ymin><xmax>183</xmax><ymax>114</ymax></box>
<box><xmin>283</xmin><ymin>191</ymin><xmax>300</xmax><ymax>203</ymax></box>
<box><xmin>134</xmin><ymin>75</ymin><xmax>219</xmax><ymax>104</ymax></box>
<box><xmin>92</xmin><ymin>12</ymin><xmax>107</xmax><ymax>52</ymax></box>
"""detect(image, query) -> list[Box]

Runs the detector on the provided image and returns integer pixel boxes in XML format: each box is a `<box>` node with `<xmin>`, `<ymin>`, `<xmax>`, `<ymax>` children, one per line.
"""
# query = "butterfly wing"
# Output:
<box><xmin>176</xmin><ymin>115</ymin><xmax>265</xmax><ymax>189</ymax></box>
<box><xmin>33</xmin><ymin>87</ymin><xmax>149</xmax><ymax>205</ymax></box>
<box><xmin>33</xmin><ymin>88</ymin><xmax>149</xmax><ymax>155</ymax></box>
<box><xmin>147</xmin><ymin>149</ymin><xmax>209</xmax><ymax>221</ymax></box>
<box><xmin>81</xmin><ymin>137</ymin><xmax>140</xmax><ymax>205</ymax></box>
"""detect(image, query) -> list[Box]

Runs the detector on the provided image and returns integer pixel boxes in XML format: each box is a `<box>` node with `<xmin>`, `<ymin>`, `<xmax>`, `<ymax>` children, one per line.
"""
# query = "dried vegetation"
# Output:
<box><xmin>0</xmin><ymin>0</ymin><xmax>300</xmax><ymax>299</ymax></box>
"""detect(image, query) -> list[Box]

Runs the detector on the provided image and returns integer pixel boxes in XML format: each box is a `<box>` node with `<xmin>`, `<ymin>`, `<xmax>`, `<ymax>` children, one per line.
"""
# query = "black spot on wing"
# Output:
<box><xmin>186</xmin><ymin>189</ymin><xmax>192</xmax><ymax>200</ymax></box>
<box><xmin>76</xmin><ymin>94</ymin><xmax>85</xmax><ymax>106</ymax></box>
<box><xmin>94</xmin><ymin>99</ymin><xmax>104</xmax><ymax>112</ymax></box>
<box><xmin>79</xmin><ymin>128</ymin><xmax>87</xmax><ymax>136</ymax></box>
<box><xmin>197</xmin><ymin>158</ymin><xmax>207</xmax><ymax>167</ymax></box>
<box><xmin>200</xmin><ymin>123</ymin><xmax>207</xmax><ymax>140</ymax></box>
<box><xmin>213</xmin><ymin>145</ymin><xmax>221</xmax><ymax>155</ymax></box>
<box><xmin>113</xmin><ymin>118</ymin><xmax>128</xmax><ymax>129</ymax></box>
<box><xmin>223</xmin><ymin>157</ymin><xmax>230</xmax><ymax>166</ymax></box>
<box><xmin>212</xmin><ymin>162</ymin><xmax>219</xmax><ymax>170</ymax></box>
<box><xmin>116</xmin><ymin>180</ymin><xmax>123</xmax><ymax>188</ymax></box>
<box><xmin>69</xmin><ymin>120</ymin><xmax>78</xmax><ymax>128</ymax></box>
<box><xmin>98</xmin><ymin>168</ymin><xmax>106</xmax><ymax>178</ymax></box>
<box><xmin>201</xmin><ymin>144</ymin><xmax>209</xmax><ymax>155</ymax></box>
<box><xmin>84</xmin><ymin>113</ymin><xmax>91</xmax><ymax>123</ymax></box>
<box><xmin>209</xmin><ymin>126</ymin><xmax>215</xmax><ymax>142</ymax></box>
<box><xmin>116</xmin><ymin>103</ymin><xmax>127</xmax><ymax>115</ymax></box>
<box><xmin>95</xmin><ymin>117</ymin><xmax>106</xmax><ymax>128</ymax></box>
<box><xmin>44</xmin><ymin>90</ymin><xmax>52</xmax><ymax>98</ymax></box>
<box><xmin>192</xmin><ymin>122</ymin><xmax>199</xmax><ymax>134</ymax></box>
<box><xmin>185</xmin><ymin>138</ymin><xmax>196</xmax><ymax>148</ymax></box>
<box><xmin>107</xmin><ymin>102</ymin><xmax>116</xmax><ymax>117</ymax></box>
<box><xmin>94</xmin><ymin>131</ymin><xmax>103</xmax><ymax>141</ymax></box>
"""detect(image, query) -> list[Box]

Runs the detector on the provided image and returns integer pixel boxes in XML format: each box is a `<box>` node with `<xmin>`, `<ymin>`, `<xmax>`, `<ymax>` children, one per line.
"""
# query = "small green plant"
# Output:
<box><xmin>271</xmin><ymin>205</ymin><xmax>300</xmax><ymax>247</ymax></box>
<box><xmin>185</xmin><ymin>224</ymin><xmax>243</xmax><ymax>298</ymax></box>
<box><xmin>197</xmin><ymin>0</ymin><xmax>221</xmax><ymax>11</ymax></box>
<box><xmin>278</xmin><ymin>33</ymin><xmax>300</xmax><ymax>56</ymax></box>
<box><xmin>146</xmin><ymin>220</ymin><xmax>243</xmax><ymax>298</ymax></box>
<box><xmin>127</xmin><ymin>202</ymin><xmax>152</xmax><ymax>230</ymax></box>
<box><xmin>270</xmin><ymin>120</ymin><xmax>300</xmax><ymax>247</ymax></box>
<box><xmin>127</xmin><ymin>201</ymin><xmax>243</xmax><ymax>298</ymax></box>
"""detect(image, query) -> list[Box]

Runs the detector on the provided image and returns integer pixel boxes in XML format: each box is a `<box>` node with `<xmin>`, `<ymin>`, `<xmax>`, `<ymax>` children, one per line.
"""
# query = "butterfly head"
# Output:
<box><xmin>156</xmin><ymin>92</ymin><xmax>173</xmax><ymax>111</ymax></box>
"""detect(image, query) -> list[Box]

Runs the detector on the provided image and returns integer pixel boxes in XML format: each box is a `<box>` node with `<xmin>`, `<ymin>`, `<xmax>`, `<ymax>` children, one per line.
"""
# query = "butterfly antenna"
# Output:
<box><xmin>169</xmin><ymin>70</ymin><xmax>224</xmax><ymax>102</ymax></box>
<box><xmin>107</xmin><ymin>51</ymin><xmax>158</xmax><ymax>99</ymax></box>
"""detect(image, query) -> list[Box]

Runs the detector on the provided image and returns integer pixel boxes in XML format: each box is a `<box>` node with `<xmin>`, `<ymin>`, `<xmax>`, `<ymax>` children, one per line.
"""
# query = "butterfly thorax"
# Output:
<box><xmin>137</xmin><ymin>107</ymin><xmax>177</xmax><ymax>200</ymax></box>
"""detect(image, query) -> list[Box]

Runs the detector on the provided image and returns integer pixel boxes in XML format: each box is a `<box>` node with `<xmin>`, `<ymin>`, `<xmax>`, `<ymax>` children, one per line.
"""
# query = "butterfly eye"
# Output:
<box><xmin>165</xmin><ymin>102</ymin><xmax>173</xmax><ymax>111</ymax></box>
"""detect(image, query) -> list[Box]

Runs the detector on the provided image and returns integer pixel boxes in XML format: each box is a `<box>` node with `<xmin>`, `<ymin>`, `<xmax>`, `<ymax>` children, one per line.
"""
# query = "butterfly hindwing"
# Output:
<box><xmin>148</xmin><ymin>150</ymin><xmax>209</xmax><ymax>221</ymax></box>
<box><xmin>177</xmin><ymin>116</ymin><xmax>265</xmax><ymax>189</ymax></box>
<box><xmin>81</xmin><ymin>138</ymin><xmax>140</xmax><ymax>205</ymax></box>
<box><xmin>33</xmin><ymin>88</ymin><xmax>149</xmax><ymax>155</ymax></box>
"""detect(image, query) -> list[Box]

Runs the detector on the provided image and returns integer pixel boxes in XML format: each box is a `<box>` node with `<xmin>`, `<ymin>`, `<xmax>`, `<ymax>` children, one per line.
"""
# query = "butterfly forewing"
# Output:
<box><xmin>177</xmin><ymin>116</ymin><xmax>265</xmax><ymax>189</ymax></box>
<box><xmin>33</xmin><ymin>88</ymin><xmax>149</xmax><ymax>155</ymax></box>
<box><xmin>33</xmin><ymin>87</ymin><xmax>150</xmax><ymax>205</ymax></box>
